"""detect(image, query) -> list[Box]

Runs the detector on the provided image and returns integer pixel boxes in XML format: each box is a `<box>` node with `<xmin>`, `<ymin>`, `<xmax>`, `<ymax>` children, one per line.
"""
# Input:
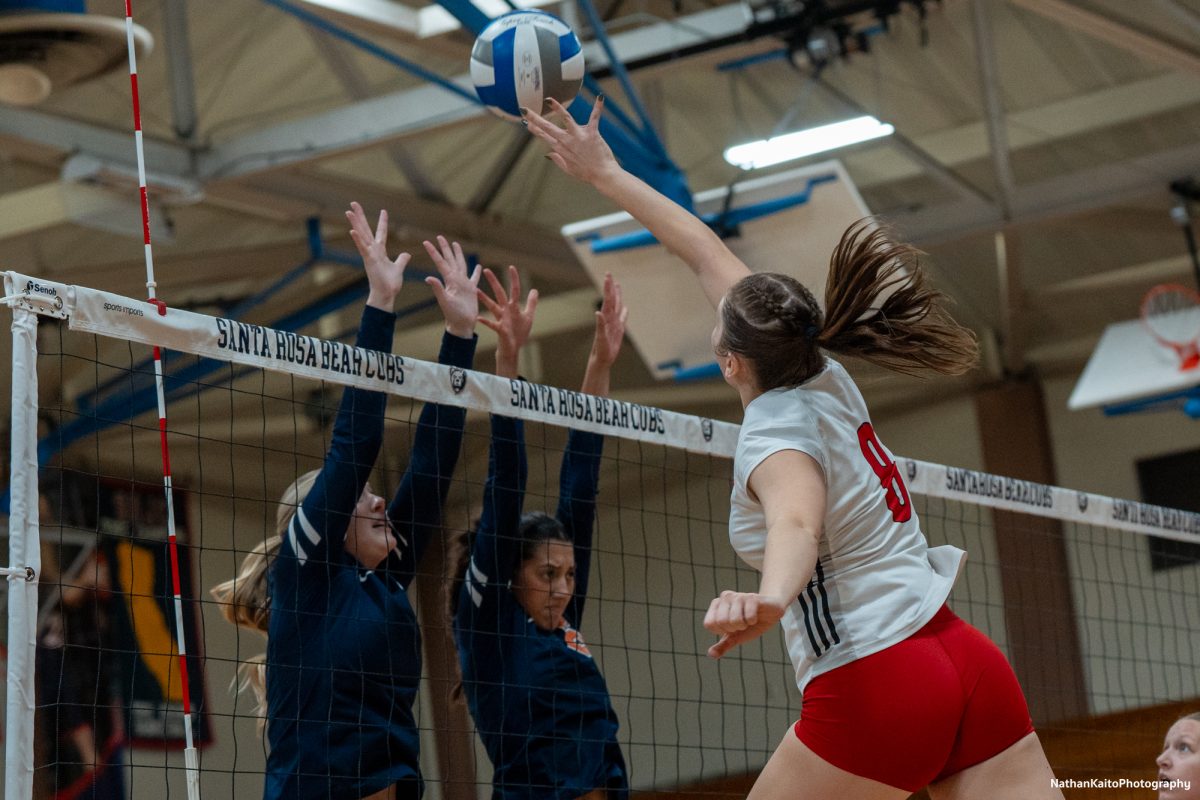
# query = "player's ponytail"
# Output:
<box><xmin>717</xmin><ymin>219</ymin><xmax>977</xmax><ymax>390</ymax></box>
<box><xmin>210</xmin><ymin>469</ymin><xmax>321</xmax><ymax>728</ymax></box>
<box><xmin>819</xmin><ymin>219</ymin><xmax>977</xmax><ymax>376</ymax></box>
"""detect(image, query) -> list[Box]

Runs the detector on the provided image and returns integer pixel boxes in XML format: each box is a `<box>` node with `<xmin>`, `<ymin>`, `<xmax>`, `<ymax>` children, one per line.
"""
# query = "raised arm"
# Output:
<box><xmin>461</xmin><ymin>265</ymin><xmax>538</xmax><ymax>616</ymax></box>
<box><xmin>524</xmin><ymin>99</ymin><xmax>750</xmax><ymax>308</ymax></box>
<box><xmin>389</xmin><ymin>236</ymin><xmax>480</xmax><ymax>586</ymax></box>
<box><xmin>279</xmin><ymin>203</ymin><xmax>405</xmax><ymax>573</ymax></box>
<box><xmin>560</xmin><ymin>273</ymin><xmax>626</xmax><ymax>626</ymax></box>
<box><xmin>464</xmin><ymin>414</ymin><xmax>528</xmax><ymax>615</ymax></box>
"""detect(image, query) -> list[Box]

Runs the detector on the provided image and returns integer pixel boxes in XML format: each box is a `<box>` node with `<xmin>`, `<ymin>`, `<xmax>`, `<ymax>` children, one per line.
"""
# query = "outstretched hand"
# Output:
<box><xmin>590</xmin><ymin>272</ymin><xmax>628</xmax><ymax>368</ymax></box>
<box><xmin>477</xmin><ymin>265</ymin><xmax>538</xmax><ymax>378</ymax></box>
<box><xmin>423</xmin><ymin>235</ymin><xmax>481</xmax><ymax>338</ymax></box>
<box><xmin>704</xmin><ymin>591</ymin><xmax>788</xmax><ymax>659</ymax></box>
<box><xmin>346</xmin><ymin>201</ymin><xmax>409</xmax><ymax>311</ymax></box>
<box><xmin>523</xmin><ymin>97</ymin><xmax>619</xmax><ymax>187</ymax></box>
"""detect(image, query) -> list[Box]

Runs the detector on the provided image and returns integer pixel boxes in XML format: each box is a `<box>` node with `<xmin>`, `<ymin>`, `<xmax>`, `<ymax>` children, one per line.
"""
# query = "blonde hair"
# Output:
<box><xmin>211</xmin><ymin>469</ymin><xmax>320</xmax><ymax>726</ymax></box>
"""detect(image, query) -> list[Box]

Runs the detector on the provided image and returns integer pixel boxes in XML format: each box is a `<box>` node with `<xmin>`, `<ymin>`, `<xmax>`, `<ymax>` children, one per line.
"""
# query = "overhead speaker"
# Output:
<box><xmin>0</xmin><ymin>0</ymin><xmax>153</xmax><ymax>106</ymax></box>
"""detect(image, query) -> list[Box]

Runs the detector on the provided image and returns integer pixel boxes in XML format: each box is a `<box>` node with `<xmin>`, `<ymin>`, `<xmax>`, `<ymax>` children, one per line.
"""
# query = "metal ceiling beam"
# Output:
<box><xmin>970</xmin><ymin>0</ymin><xmax>1016</xmax><ymax>218</ymax></box>
<box><xmin>1037</xmin><ymin>253</ymin><xmax>1195</xmax><ymax>302</ymax></box>
<box><xmin>0</xmin><ymin>107</ymin><xmax>191</xmax><ymax>176</ymax></box>
<box><xmin>1152</xmin><ymin>0</ymin><xmax>1200</xmax><ymax>42</ymax></box>
<box><xmin>467</xmin><ymin>126</ymin><xmax>533</xmax><ymax>214</ymax></box>
<box><xmin>294</xmin><ymin>0</ymin><xmax>541</xmax><ymax>39</ymax></box>
<box><xmin>197</xmin><ymin>4</ymin><xmax>752</xmax><ymax>182</ymax></box>
<box><xmin>892</xmin><ymin>141</ymin><xmax>1200</xmax><ymax>245</ymax></box>
<box><xmin>813</xmin><ymin>77</ymin><xmax>993</xmax><ymax>206</ymax></box>
<box><xmin>303</xmin><ymin>25</ymin><xmax>448</xmax><ymax>202</ymax></box>
<box><xmin>163</xmin><ymin>0</ymin><xmax>199</xmax><ymax>143</ymax></box>
<box><xmin>227</xmin><ymin>171</ymin><xmax>589</xmax><ymax>286</ymax></box>
<box><xmin>1006</xmin><ymin>0</ymin><xmax>1200</xmax><ymax>76</ymax></box>
<box><xmin>196</xmin><ymin>81</ymin><xmax>478</xmax><ymax>181</ymax></box>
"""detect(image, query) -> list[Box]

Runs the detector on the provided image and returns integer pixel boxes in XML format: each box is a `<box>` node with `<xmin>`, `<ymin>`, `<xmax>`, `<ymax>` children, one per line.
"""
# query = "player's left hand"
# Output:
<box><xmin>704</xmin><ymin>591</ymin><xmax>787</xmax><ymax>658</ymax></box>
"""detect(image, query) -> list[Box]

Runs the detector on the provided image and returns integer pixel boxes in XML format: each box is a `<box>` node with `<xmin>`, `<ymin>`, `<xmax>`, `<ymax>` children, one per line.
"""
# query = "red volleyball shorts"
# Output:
<box><xmin>793</xmin><ymin>605</ymin><xmax>1034</xmax><ymax>792</ymax></box>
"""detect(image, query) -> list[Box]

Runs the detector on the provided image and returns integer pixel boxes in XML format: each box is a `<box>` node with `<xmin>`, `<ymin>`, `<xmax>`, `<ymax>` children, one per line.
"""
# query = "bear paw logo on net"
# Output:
<box><xmin>449</xmin><ymin>367</ymin><xmax>467</xmax><ymax>394</ymax></box>
<box><xmin>701</xmin><ymin>418</ymin><xmax>713</xmax><ymax>442</ymax></box>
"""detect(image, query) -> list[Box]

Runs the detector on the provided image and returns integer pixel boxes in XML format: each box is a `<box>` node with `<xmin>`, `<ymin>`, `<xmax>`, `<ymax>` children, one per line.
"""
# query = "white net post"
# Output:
<box><xmin>5</xmin><ymin>303</ymin><xmax>40</xmax><ymax>800</ymax></box>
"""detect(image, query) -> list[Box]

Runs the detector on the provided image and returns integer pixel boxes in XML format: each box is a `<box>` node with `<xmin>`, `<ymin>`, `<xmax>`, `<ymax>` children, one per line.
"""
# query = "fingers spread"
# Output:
<box><xmin>374</xmin><ymin>209</ymin><xmax>389</xmax><ymax>243</ymax></box>
<box><xmin>424</xmin><ymin>275</ymin><xmax>446</xmax><ymax>300</ymax></box>
<box><xmin>482</xmin><ymin>268</ymin><xmax>507</xmax><ymax>305</ymax></box>
<box><xmin>477</xmin><ymin>286</ymin><xmax>502</xmax><ymax>316</ymax></box>
<box><xmin>588</xmin><ymin>95</ymin><xmax>605</xmax><ymax>129</ymax></box>
<box><xmin>507</xmin><ymin>265</ymin><xmax>521</xmax><ymax>303</ymax></box>
<box><xmin>546</xmin><ymin>97</ymin><xmax>576</xmax><ymax>129</ymax></box>
<box><xmin>422</xmin><ymin>239</ymin><xmax>445</xmax><ymax>268</ymax></box>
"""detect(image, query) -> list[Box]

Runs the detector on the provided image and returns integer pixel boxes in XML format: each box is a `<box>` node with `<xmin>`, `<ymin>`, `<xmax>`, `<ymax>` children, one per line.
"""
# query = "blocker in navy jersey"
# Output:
<box><xmin>455</xmin><ymin>416</ymin><xmax>628</xmax><ymax>800</ymax></box>
<box><xmin>265</xmin><ymin>304</ymin><xmax>476</xmax><ymax>800</ymax></box>
<box><xmin>470</xmin><ymin>10</ymin><xmax>585</xmax><ymax>121</ymax></box>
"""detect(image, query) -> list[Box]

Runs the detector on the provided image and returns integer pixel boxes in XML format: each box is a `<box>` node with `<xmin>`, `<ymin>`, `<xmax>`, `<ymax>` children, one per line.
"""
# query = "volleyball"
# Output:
<box><xmin>469</xmin><ymin>10</ymin><xmax>585</xmax><ymax>122</ymax></box>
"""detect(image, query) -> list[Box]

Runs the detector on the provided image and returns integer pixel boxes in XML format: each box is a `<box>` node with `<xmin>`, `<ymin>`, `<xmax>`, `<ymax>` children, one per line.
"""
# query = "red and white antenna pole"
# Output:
<box><xmin>124</xmin><ymin>3</ymin><xmax>201</xmax><ymax>798</ymax></box>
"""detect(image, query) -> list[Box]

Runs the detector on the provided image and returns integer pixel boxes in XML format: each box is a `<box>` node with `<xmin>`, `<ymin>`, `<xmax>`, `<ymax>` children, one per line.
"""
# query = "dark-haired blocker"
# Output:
<box><xmin>452</xmin><ymin>269</ymin><xmax>630</xmax><ymax>800</ymax></box>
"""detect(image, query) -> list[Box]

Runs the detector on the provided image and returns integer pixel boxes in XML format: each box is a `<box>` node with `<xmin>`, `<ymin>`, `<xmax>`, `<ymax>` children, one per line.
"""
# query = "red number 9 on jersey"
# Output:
<box><xmin>857</xmin><ymin>422</ymin><xmax>912</xmax><ymax>523</ymax></box>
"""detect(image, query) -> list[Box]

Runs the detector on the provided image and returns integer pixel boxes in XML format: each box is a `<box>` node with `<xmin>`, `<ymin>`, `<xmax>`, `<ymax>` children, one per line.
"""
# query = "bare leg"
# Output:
<box><xmin>928</xmin><ymin>732</ymin><xmax>1064</xmax><ymax>800</ymax></box>
<box><xmin>747</xmin><ymin>728</ymin><xmax>912</xmax><ymax>800</ymax></box>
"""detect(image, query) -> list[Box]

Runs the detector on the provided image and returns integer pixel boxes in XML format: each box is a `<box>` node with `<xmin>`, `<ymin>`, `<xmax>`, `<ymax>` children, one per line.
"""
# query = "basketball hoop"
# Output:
<box><xmin>1141</xmin><ymin>284</ymin><xmax>1200</xmax><ymax>371</ymax></box>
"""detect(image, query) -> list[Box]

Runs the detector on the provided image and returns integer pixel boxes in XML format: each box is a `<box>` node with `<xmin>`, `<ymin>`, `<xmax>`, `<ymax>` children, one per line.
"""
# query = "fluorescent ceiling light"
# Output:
<box><xmin>724</xmin><ymin>116</ymin><xmax>895</xmax><ymax>170</ymax></box>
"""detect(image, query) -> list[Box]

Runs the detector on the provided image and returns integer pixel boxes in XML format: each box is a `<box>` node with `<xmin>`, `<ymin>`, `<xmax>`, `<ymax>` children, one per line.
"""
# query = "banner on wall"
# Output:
<box><xmin>98</xmin><ymin>480</ymin><xmax>211</xmax><ymax>748</ymax></box>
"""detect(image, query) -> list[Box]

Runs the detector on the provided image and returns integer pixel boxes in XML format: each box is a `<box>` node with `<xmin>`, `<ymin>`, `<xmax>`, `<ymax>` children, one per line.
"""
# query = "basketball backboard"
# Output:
<box><xmin>562</xmin><ymin>160</ymin><xmax>869</xmax><ymax>380</ymax></box>
<box><xmin>1069</xmin><ymin>310</ymin><xmax>1200</xmax><ymax>417</ymax></box>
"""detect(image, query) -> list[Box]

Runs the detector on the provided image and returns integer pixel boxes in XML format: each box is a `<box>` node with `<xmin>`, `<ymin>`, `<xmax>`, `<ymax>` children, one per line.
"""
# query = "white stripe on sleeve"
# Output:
<box><xmin>295</xmin><ymin>507</ymin><xmax>321</xmax><ymax>546</ymax></box>
<box><xmin>287</xmin><ymin>519</ymin><xmax>308</xmax><ymax>566</ymax></box>
<box><xmin>469</xmin><ymin>558</ymin><xmax>488</xmax><ymax>588</ymax></box>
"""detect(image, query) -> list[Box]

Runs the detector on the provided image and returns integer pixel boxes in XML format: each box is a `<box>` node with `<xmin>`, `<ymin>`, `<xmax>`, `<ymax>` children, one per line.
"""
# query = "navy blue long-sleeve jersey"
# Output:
<box><xmin>265</xmin><ymin>305</ymin><xmax>476</xmax><ymax>800</ymax></box>
<box><xmin>455</xmin><ymin>415</ymin><xmax>628</xmax><ymax>800</ymax></box>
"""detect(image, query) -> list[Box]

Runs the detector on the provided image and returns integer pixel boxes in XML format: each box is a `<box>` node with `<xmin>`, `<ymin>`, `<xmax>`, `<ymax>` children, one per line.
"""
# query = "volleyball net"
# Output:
<box><xmin>4</xmin><ymin>271</ymin><xmax>1199</xmax><ymax>799</ymax></box>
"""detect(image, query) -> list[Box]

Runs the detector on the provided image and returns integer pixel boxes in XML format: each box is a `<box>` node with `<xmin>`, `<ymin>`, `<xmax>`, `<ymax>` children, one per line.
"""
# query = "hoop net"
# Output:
<box><xmin>1141</xmin><ymin>283</ymin><xmax>1200</xmax><ymax>371</ymax></box>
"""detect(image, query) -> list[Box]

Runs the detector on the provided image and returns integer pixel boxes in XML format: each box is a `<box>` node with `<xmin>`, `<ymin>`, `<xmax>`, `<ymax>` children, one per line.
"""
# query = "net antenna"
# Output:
<box><xmin>122</xmin><ymin>2</ymin><xmax>202</xmax><ymax>798</ymax></box>
<box><xmin>1140</xmin><ymin>283</ymin><xmax>1200</xmax><ymax>372</ymax></box>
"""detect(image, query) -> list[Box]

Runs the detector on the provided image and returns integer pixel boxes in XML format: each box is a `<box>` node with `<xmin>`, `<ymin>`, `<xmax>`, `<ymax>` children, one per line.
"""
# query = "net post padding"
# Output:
<box><xmin>4</xmin><ymin>295</ymin><xmax>41</xmax><ymax>800</ymax></box>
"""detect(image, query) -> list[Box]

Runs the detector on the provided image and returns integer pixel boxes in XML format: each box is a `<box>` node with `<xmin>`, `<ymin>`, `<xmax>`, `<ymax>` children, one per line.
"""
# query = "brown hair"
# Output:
<box><xmin>210</xmin><ymin>469</ymin><xmax>320</xmax><ymax>727</ymax></box>
<box><xmin>444</xmin><ymin>511</ymin><xmax>569</xmax><ymax>698</ymax></box>
<box><xmin>718</xmin><ymin>218</ymin><xmax>978</xmax><ymax>390</ymax></box>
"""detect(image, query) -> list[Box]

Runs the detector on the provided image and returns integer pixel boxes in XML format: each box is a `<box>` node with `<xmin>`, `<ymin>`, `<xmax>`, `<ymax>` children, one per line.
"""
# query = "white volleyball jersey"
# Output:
<box><xmin>729</xmin><ymin>358</ymin><xmax>964</xmax><ymax>693</ymax></box>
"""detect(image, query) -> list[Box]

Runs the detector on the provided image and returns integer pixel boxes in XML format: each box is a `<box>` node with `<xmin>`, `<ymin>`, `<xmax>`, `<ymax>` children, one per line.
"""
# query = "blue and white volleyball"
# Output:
<box><xmin>470</xmin><ymin>10</ymin><xmax>585</xmax><ymax>122</ymax></box>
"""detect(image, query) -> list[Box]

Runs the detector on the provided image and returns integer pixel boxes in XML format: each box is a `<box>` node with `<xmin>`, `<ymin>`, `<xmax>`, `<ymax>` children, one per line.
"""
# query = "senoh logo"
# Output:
<box><xmin>24</xmin><ymin>280</ymin><xmax>63</xmax><ymax>309</ymax></box>
<box><xmin>701</xmin><ymin>418</ymin><xmax>713</xmax><ymax>442</ymax></box>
